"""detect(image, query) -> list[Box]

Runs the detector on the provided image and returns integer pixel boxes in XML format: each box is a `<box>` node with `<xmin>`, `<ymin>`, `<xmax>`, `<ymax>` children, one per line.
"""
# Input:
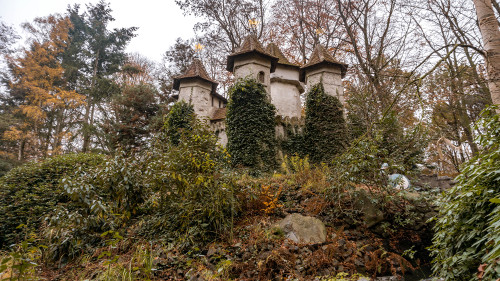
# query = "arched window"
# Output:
<box><xmin>258</xmin><ymin>71</ymin><xmax>265</xmax><ymax>83</ymax></box>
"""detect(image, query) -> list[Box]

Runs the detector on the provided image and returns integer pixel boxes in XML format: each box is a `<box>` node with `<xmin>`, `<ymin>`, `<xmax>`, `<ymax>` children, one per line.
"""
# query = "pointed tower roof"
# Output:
<box><xmin>173</xmin><ymin>58</ymin><xmax>218</xmax><ymax>93</ymax></box>
<box><xmin>266</xmin><ymin>43</ymin><xmax>299</xmax><ymax>68</ymax></box>
<box><xmin>226</xmin><ymin>34</ymin><xmax>278</xmax><ymax>72</ymax></box>
<box><xmin>300</xmin><ymin>44</ymin><xmax>348</xmax><ymax>80</ymax></box>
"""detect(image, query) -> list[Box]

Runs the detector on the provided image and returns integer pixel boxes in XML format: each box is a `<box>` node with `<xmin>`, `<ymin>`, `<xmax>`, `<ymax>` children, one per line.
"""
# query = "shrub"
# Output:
<box><xmin>165</xmin><ymin>99</ymin><xmax>195</xmax><ymax>145</ymax></box>
<box><xmin>142</xmin><ymin>120</ymin><xmax>238</xmax><ymax>246</ymax></box>
<box><xmin>377</xmin><ymin>111</ymin><xmax>426</xmax><ymax>174</ymax></box>
<box><xmin>43</xmin><ymin>151</ymin><xmax>149</xmax><ymax>262</ymax></box>
<box><xmin>431</xmin><ymin>106</ymin><xmax>500</xmax><ymax>280</ymax></box>
<box><xmin>0</xmin><ymin>153</ymin><xmax>105</xmax><ymax>249</ymax></box>
<box><xmin>0</xmin><ymin>154</ymin><xmax>21</xmax><ymax>178</ymax></box>
<box><xmin>304</xmin><ymin>83</ymin><xmax>348</xmax><ymax>163</ymax></box>
<box><xmin>226</xmin><ymin>78</ymin><xmax>277</xmax><ymax>172</ymax></box>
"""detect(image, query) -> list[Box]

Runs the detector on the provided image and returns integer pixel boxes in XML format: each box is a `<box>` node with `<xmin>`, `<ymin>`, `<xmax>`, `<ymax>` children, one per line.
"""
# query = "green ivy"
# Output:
<box><xmin>226</xmin><ymin>78</ymin><xmax>277</xmax><ymax>173</ymax></box>
<box><xmin>431</xmin><ymin>106</ymin><xmax>500</xmax><ymax>280</ymax></box>
<box><xmin>165</xmin><ymin>100</ymin><xmax>195</xmax><ymax>145</ymax></box>
<box><xmin>278</xmin><ymin>121</ymin><xmax>305</xmax><ymax>157</ymax></box>
<box><xmin>304</xmin><ymin>83</ymin><xmax>348</xmax><ymax>163</ymax></box>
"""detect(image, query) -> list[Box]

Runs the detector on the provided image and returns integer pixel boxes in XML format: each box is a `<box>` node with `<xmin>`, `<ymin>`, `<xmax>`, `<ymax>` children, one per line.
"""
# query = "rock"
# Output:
<box><xmin>413</xmin><ymin>174</ymin><xmax>455</xmax><ymax>191</ymax></box>
<box><xmin>277</xmin><ymin>213</ymin><xmax>327</xmax><ymax>244</ymax></box>
<box><xmin>353</xmin><ymin>189</ymin><xmax>385</xmax><ymax>228</ymax></box>
<box><xmin>376</xmin><ymin>277</ymin><xmax>402</xmax><ymax>281</ymax></box>
<box><xmin>206</xmin><ymin>246</ymin><xmax>217</xmax><ymax>257</ymax></box>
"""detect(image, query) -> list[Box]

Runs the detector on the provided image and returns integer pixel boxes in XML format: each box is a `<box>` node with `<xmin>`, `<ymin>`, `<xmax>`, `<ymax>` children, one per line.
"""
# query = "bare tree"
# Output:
<box><xmin>270</xmin><ymin>0</ymin><xmax>348</xmax><ymax>64</ymax></box>
<box><xmin>176</xmin><ymin>0</ymin><xmax>268</xmax><ymax>53</ymax></box>
<box><xmin>415</xmin><ymin>0</ymin><xmax>491</xmax><ymax>163</ymax></box>
<box><xmin>335</xmin><ymin>0</ymin><xmax>421</xmax><ymax>124</ymax></box>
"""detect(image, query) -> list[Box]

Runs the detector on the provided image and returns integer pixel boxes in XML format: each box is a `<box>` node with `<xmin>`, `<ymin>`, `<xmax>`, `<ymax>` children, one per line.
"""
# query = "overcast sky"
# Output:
<box><xmin>0</xmin><ymin>0</ymin><xmax>198</xmax><ymax>62</ymax></box>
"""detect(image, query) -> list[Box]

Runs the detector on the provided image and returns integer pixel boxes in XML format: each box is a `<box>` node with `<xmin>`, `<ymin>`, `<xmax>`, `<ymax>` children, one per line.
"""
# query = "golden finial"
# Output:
<box><xmin>248</xmin><ymin>18</ymin><xmax>259</xmax><ymax>27</ymax></box>
<box><xmin>194</xmin><ymin>43</ymin><xmax>204</xmax><ymax>52</ymax></box>
<box><xmin>315</xmin><ymin>28</ymin><xmax>324</xmax><ymax>35</ymax></box>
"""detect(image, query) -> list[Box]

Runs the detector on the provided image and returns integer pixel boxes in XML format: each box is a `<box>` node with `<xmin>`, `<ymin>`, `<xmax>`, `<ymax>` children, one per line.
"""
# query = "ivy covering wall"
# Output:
<box><xmin>164</xmin><ymin>100</ymin><xmax>195</xmax><ymax>145</ymax></box>
<box><xmin>226</xmin><ymin>78</ymin><xmax>277</xmax><ymax>172</ymax></box>
<box><xmin>304</xmin><ymin>83</ymin><xmax>348</xmax><ymax>163</ymax></box>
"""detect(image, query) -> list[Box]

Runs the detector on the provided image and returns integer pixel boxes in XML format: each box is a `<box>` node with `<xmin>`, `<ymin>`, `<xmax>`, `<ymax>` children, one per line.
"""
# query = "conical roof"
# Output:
<box><xmin>301</xmin><ymin>44</ymin><xmax>348</xmax><ymax>79</ymax></box>
<box><xmin>226</xmin><ymin>34</ymin><xmax>278</xmax><ymax>72</ymax></box>
<box><xmin>266</xmin><ymin>43</ymin><xmax>299</xmax><ymax>68</ymax></box>
<box><xmin>173</xmin><ymin>58</ymin><xmax>218</xmax><ymax>93</ymax></box>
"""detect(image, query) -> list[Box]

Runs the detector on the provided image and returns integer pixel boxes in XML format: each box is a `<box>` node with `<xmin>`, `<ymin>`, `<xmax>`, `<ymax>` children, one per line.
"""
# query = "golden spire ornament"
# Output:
<box><xmin>194</xmin><ymin>43</ymin><xmax>204</xmax><ymax>52</ymax></box>
<box><xmin>248</xmin><ymin>18</ymin><xmax>259</xmax><ymax>27</ymax></box>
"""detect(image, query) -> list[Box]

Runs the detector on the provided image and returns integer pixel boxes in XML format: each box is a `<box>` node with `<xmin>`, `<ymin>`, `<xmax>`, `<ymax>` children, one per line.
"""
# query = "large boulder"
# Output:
<box><xmin>278</xmin><ymin>213</ymin><xmax>326</xmax><ymax>244</ymax></box>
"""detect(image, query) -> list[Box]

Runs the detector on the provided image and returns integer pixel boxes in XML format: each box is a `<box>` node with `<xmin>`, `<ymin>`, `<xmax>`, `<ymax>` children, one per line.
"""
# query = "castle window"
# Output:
<box><xmin>258</xmin><ymin>71</ymin><xmax>265</xmax><ymax>83</ymax></box>
<box><xmin>211</xmin><ymin>96</ymin><xmax>214</xmax><ymax>107</ymax></box>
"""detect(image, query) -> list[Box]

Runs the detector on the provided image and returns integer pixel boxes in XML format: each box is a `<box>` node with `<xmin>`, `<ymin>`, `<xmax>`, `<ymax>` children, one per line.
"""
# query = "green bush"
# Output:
<box><xmin>304</xmin><ymin>83</ymin><xmax>348</xmax><ymax>163</ymax></box>
<box><xmin>43</xmin><ymin>152</ymin><xmax>148</xmax><ymax>262</ymax></box>
<box><xmin>226</xmin><ymin>78</ymin><xmax>277</xmax><ymax>173</ymax></box>
<box><xmin>143</xmin><ymin>120</ymin><xmax>238</xmax><ymax>246</ymax></box>
<box><xmin>165</xmin><ymin>99</ymin><xmax>195</xmax><ymax>145</ymax></box>
<box><xmin>377</xmin><ymin>111</ymin><xmax>426</xmax><ymax>174</ymax></box>
<box><xmin>0</xmin><ymin>153</ymin><xmax>105</xmax><ymax>249</ymax></box>
<box><xmin>0</xmin><ymin>155</ymin><xmax>22</xmax><ymax>178</ymax></box>
<box><xmin>431</xmin><ymin>106</ymin><xmax>500</xmax><ymax>280</ymax></box>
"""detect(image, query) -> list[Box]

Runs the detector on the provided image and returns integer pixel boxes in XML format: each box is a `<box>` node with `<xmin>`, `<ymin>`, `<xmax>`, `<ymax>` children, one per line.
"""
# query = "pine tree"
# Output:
<box><xmin>226</xmin><ymin>78</ymin><xmax>277</xmax><ymax>172</ymax></box>
<box><xmin>102</xmin><ymin>83</ymin><xmax>160</xmax><ymax>152</ymax></box>
<box><xmin>64</xmin><ymin>1</ymin><xmax>137</xmax><ymax>152</ymax></box>
<box><xmin>304</xmin><ymin>83</ymin><xmax>347</xmax><ymax>163</ymax></box>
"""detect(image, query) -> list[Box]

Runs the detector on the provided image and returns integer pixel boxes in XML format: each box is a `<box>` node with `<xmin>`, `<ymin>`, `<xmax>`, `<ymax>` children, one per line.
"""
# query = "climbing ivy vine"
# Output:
<box><xmin>226</xmin><ymin>78</ymin><xmax>277</xmax><ymax>173</ymax></box>
<box><xmin>164</xmin><ymin>100</ymin><xmax>195</xmax><ymax>145</ymax></box>
<box><xmin>304</xmin><ymin>83</ymin><xmax>348</xmax><ymax>163</ymax></box>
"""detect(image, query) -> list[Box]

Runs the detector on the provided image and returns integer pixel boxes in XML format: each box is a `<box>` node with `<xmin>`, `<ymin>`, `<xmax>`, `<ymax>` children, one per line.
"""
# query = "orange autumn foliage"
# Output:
<box><xmin>5</xmin><ymin>15</ymin><xmax>85</xmax><ymax>159</ymax></box>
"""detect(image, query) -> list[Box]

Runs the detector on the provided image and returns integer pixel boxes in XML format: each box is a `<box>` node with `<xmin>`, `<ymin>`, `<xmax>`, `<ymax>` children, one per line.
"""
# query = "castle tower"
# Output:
<box><xmin>266</xmin><ymin>43</ymin><xmax>304</xmax><ymax>118</ymax></box>
<box><xmin>300</xmin><ymin>44</ymin><xmax>348</xmax><ymax>105</ymax></box>
<box><xmin>173</xmin><ymin>58</ymin><xmax>226</xmax><ymax>120</ymax></box>
<box><xmin>226</xmin><ymin>35</ymin><xmax>278</xmax><ymax>93</ymax></box>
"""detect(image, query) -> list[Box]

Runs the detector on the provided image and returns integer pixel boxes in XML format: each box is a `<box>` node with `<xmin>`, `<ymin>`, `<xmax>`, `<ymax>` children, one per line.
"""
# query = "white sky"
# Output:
<box><xmin>0</xmin><ymin>0</ymin><xmax>198</xmax><ymax>62</ymax></box>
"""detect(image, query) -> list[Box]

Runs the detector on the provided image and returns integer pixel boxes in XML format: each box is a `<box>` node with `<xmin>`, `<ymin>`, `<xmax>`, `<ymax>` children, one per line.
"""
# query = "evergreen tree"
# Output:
<box><xmin>102</xmin><ymin>83</ymin><xmax>160</xmax><ymax>152</ymax></box>
<box><xmin>226</xmin><ymin>78</ymin><xmax>277</xmax><ymax>172</ymax></box>
<box><xmin>304</xmin><ymin>83</ymin><xmax>347</xmax><ymax>163</ymax></box>
<box><xmin>64</xmin><ymin>1</ymin><xmax>137</xmax><ymax>152</ymax></box>
<box><xmin>157</xmin><ymin>38</ymin><xmax>196</xmax><ymax>99</ymax></box>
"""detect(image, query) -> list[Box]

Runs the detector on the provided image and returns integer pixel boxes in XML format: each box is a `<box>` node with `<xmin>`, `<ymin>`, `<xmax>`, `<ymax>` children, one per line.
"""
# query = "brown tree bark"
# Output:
<box><xmin>474</xmin><ymin>0</ymin><xmax>500</xmax><ymax>111</ymax></box>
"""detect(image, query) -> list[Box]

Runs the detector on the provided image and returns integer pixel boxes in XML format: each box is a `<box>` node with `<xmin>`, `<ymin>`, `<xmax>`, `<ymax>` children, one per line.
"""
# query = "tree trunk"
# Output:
<box><xmin>82</xmin><ymin>50</ymin><xmax>100</xmax><ymax>152</ymax></box>
<box><xmin>474</xmin><ymin>0</ymin><xmax>500</xmax><ymax>112</ymax></box>
<box><xmin>17</xmin><ymin>139</ymin><xmax>25</xmax><ymax>161</ymax></box>
<box><xmin>82</xmin><ymin>97</ymin><xmax>92</xmax><ymax>152</ymax></box>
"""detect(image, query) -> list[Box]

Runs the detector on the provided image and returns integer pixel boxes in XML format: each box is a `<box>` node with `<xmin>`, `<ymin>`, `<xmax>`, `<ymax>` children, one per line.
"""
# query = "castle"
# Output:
<box><xmin>173</xmin><ymin>35</ymin><xmax>347</xmax><ymax>145</ymax></box>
